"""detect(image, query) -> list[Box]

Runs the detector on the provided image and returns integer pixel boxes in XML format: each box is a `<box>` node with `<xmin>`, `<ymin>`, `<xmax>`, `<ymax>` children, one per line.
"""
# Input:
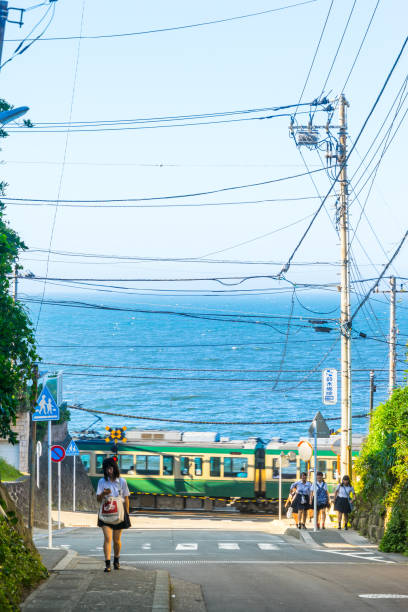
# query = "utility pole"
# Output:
<box><xmin>369</xmin><ymin>370</ymin><xmax>376</xmax><ymax>420</ymax></box>
<box><xmin>28</xmin><ymin>366</ymin><xmax>38</xmax><ymax>533</ymax></box>
<box><xmin>0</xmin><ymin>1</ymin><xmax>8</xmax><ymax>67</ymax></box>
<box><xmin>388</xmin><ymin>276</ymin><xmax>397</xmax><ymax>395</ymax></box>
<box><xmin>374</xmin><ymin>276</ymin><xmax>404</xmax><ymax>396</ymax></box>
<box><xmin>338</xmin><ymin>94</ymin><xmax>352</xmax><ymax>479</ymax></box>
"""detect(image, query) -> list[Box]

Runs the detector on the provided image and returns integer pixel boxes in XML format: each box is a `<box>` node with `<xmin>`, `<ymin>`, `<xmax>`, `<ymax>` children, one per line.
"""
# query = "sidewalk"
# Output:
<box><xmin>22</xmin><ymin>545</ymin><xmax>206</xmax><ymax>612</ymax></box>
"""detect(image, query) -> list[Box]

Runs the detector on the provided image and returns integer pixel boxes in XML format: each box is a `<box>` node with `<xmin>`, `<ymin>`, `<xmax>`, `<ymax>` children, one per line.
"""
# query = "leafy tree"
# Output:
<box><xmin>0</xmin><ymin>98</ymin><xmax>38</xmax><ymax>443</ymax></box>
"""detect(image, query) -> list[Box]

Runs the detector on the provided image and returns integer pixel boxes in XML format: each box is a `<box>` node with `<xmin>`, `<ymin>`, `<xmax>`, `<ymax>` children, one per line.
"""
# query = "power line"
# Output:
<box><xmin>280</xmin><ymin>34</ymin><xmax>408</xmax><ymax>276</ymax></box>
<box><xmin>341</xmin><ymin>0</ymin><xmax>381</xmax><ymax>91</ymax></box>
<box><xmin>1</xmin><ymin>167</ymin><xmax>327</xmax><ymax>204</ymax></box>
<box><xmin>5</xmin><ymin>1</ymin><xmax>318</xmax><ymax>42</ymax></box>
<box><xmin>67</xmin><ymin>404</ymin><xmax>369</xmax><ymax>426</ymax></box>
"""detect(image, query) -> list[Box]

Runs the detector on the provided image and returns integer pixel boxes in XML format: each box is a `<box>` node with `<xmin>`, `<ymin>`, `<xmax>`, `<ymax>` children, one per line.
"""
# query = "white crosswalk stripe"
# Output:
<box><xmin>142</xmin><ymin>543</ymin><xmax>151</xmax><ymax>550</ymax></box>
<box><xmin>218</xmin><ymin>542</ymin><xmax>240</xmax><ymax>550</ymax></box>
<box><xmin>176</xmin><ymin>543</ymin><xmax>198</xmax><ymax>551</ymax></box>
<box><xmin>257</xmin><ymin>543</ymin><xmax>279</xmax><ymax>550</ymax></box>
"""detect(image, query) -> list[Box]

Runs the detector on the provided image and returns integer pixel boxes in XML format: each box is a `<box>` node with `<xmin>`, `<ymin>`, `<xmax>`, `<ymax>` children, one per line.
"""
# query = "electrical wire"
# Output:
<box><xmin>4</xmin><ymin>1</ymin><xmax>318</xmax><ymax>43</ymax></box>
<box><xmin>1</xmin><ymin>167</ymin><xmax>327</xmax><ymax>204</ymax></box>
<box><xmin>67</xmin><ymin>404</ymin><xmax>369</xmax><ymax>426</ymax></box>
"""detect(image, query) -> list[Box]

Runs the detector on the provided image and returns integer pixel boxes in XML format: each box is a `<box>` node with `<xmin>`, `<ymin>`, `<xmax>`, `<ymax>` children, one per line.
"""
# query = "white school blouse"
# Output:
<box><xmin>335</xmin><ymin>484</ymin><xmax>355</xmax><ymax>498</ymax></box>
<box><xmin>96</xmin><ymin>477</ymin><xmax>129</xmax><ymax>498</ymax></box>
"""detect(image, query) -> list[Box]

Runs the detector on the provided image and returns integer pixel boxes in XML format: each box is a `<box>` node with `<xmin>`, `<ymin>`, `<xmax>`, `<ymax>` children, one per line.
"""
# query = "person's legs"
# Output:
<box><xmin>320</xmin><ymin>507</ymin><xmax>326</xmax><ymax>528</ymax></box>
<box><xmin>343</xmin><ymin>513</ymin><xmax>349</xmax><ymax>529</ymax></box>
<box><xmin>102</xmin><ymin>526</ymin><xmax>113</xmax><ymax>571</ymax></box>
<box><xmin>113</xmin><ymin>530</ymin><xmax>122</xmax><ymax>568</ymax></box>
<box><xmin>300</xmin><ymin>508</ymin><xmax>307</xmax><ymax>527</ymax></box>
<box><xmin>338</xmin><ymin>511</ymin><xmax>343</xmax><ymax>528</ymax></box>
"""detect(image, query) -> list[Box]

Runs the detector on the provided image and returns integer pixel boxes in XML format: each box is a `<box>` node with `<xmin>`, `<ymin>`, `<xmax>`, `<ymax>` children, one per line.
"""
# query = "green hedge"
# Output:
<box><xmin>355</xmin><ymin>386</ymin><xmax>408</xmax><ymax>554</ymax></box>
<box><xmin>0</xmin><ymin>501</ymin><xmax>47</xmax><ymax>610</ymax></box>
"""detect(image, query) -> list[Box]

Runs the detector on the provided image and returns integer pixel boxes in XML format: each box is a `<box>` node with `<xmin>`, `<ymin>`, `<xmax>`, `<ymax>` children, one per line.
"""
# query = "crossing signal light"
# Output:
<box><xmin>105</xmin><ymin>426</ymin><xmax>127</xmax><ymax>444</ymax></box>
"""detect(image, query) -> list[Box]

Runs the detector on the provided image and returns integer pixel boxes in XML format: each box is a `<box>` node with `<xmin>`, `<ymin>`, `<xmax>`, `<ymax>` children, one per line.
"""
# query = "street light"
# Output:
<box><xmin>0</xmin><ymin>105</ymin><xmax>29</xmax><ymax>125</ymax></box>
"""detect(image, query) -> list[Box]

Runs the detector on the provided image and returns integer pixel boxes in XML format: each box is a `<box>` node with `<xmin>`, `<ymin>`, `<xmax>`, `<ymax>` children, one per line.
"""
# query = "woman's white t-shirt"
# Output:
<box><xmin>96</xmin><ymin>477</ymin><xmax>129</xmax><ymax>498</ymax></box>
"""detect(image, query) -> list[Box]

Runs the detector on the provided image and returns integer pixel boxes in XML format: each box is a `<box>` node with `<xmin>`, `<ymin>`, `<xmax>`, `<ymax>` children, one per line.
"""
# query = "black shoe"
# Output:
<box><xmin>302</xmin><ymin>524</ymin><xmax>307</xmax><ymax>529</ymax></box>
<box><xmin>297</xmin><ymin>524</ymin><xmax>301</xmax><ymax>529</ymax></box>
<box><xmin>104</xmin><ymin>560</ymin><xmax>111</xmax><ymax>572</ymax></box>
<box><xmin>114</xmin><ymin>557</ymin><xmax>120</xmax><ymax>570</ymax></box>
<box><xmin>345</xmin><ymin>525</ymin><xmax>348</xmax><ymax>531</ymax></box>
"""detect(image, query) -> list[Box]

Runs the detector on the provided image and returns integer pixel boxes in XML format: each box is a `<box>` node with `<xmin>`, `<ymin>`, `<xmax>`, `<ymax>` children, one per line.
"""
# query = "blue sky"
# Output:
<box><xmin>1</xmin><ymin>0</ymin><xmax>408</xmax><ymax>296</ymax></box>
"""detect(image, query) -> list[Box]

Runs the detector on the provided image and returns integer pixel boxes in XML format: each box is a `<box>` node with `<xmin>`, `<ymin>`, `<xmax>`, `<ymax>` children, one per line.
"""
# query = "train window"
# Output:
<box><xmin>119</xmin><ymin>454</ymin><xmax>134</xmax><ymax>474</ymax></box>
<box><xmin>194</xmin><ymin>458</ymin><xmax>202</xmax><ymax>476</ymax></box>
<box><xmin>180</xmin><ymin>456</ymin><xmax>190</xmax><ymax>475</ymax></box>
<box><xmin>224</xmin><ymin>457</ymin><xmax>248</xmax><ymax>478</ymax></box>
<box><xmin>135</xmin><ymin>455</ymin><xmax>160</xmax><ymax>475</ymax></box>
<box><xmin>272</xmin><ymin>458</ymin><xmax>297</xmax><ymax>479</ymax></box>
<box><xmin>210</xmin><ymin>457</ymin><xmax>221</xmax><ymax>477</ymax></box>
<box><xmin>300</xmin><ymin>460</ymin><xmax>308</xmax><ymax>475</ymax></box>
<box><xmin>317</xmin><ymin>460</ymin><xmax>327</xmax><ymax>473</ymax></box>
<box><xmin>163</xmin><ymin>456</ymin><xmax>174</xmax><ymax>476</ymax></box>
<box><xmin>96</xmin><ymin>454</ymin><xmax>109</xmax><ymax>474</ymax></box>
<box><xmin>80</xmin><ymin>454</ymin><xmax>91</xmax><ymax>473</ymax></box>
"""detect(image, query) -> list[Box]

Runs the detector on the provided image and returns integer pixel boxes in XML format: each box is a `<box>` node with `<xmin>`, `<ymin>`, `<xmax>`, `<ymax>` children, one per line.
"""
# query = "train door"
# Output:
<box><xmin>254</xmin><ymin>446</ymin><xmax>266</xmax><ymax>497</ymax></box>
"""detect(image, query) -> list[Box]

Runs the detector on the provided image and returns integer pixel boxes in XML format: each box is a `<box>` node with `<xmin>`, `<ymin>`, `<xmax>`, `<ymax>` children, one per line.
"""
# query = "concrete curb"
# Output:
<box><xmin>152</xmin><ymin>569</ymin><xmax>171</xmax><ymax>612</ymax></box>
<box><xmin>53</xmin><ymin>549</ymin><xmax>78</xmax><ymax>571</ymax></box>
<box><xmin>285</xmin><ymin>527</ymin><xmax>301</xmax><ymax>540</ymax></box>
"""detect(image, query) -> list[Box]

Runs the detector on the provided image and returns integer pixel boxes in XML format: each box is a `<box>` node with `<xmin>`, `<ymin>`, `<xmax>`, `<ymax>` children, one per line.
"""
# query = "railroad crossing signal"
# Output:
<box><xmin>104</xmin><ymin>426</ymin><xmax>127</xmax><ymax>444</ymax></box>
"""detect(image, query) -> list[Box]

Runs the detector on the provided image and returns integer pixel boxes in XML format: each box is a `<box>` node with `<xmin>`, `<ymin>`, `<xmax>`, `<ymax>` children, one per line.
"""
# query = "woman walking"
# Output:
<box><xmin>334</xmin><ymin>475</ymin><xmax>355</xmax><ymax>530</ymax></box>
<box><xmin>310</xmin><ymin>471</ymin><xmax>330</xmax><ymax>529</ymax></box>
<box><xmin>96</xmin><ymin>457</ymin><xmax>131</xmax><ymax>572</ymax></box>
<box><xmin>290</xmin><ymin>472</ymin><xmax>312</xmax><ymax>529</ymax></box>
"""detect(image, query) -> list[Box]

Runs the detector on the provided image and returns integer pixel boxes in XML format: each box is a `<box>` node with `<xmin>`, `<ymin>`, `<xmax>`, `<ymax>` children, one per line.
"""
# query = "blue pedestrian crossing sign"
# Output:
<box><xmin>65</xmin><ymin>440</ymin><xmax>80</xmax><ymax>456</ymax></box>
<box><xmin>32</xmin><ymin>385</ymin><xmax>60</xmax><ymax>421</ymax></box>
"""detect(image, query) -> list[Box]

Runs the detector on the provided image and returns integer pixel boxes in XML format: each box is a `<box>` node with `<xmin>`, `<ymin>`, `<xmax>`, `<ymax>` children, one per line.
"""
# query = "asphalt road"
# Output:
<box><xmin>34</xmin><ymin>527</ymin><xmax>408</xmax><ymax>611</ymax></box>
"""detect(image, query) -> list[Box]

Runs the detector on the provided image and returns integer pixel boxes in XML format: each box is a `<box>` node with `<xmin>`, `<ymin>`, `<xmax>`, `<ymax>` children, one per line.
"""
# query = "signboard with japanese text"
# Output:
<box><xmin>322</xmin><ymin>368</ymin><xmax>337</xmax><ymax>405</ymax></box>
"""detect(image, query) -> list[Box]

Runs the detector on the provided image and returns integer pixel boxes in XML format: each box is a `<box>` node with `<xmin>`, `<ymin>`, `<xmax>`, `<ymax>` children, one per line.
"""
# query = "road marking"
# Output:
<box><xmin>218</xmin><ymin>542</ymin><xmax>240</xmax><ymax>550</ymax></box>
<box><xmin>126</xmin><ymin>560</ymin><xmax>403</xmax><ymax>565</ymax></box>
<box><xmin>176</xmin><ymin>543</ymin><xmax>198</xmax><ymax>551</ymax></box>
<box><xmin>359</xmin><ymin>595</ymin><xmax>408</xmax><ymax>599</ymax></box>
<box><xmin>320</xmin><ymin>550</ymin><xmax>394</xmax><ymax>564</ymax></box>
<box><xmin>142</xmin><ymin>543</ymin><xmax>151</xmax><ymax>550</ymax></box>
<box><xmin>257</xmin><ymin>543</ymin><xmax>279</xmax><ymax>550</ymax></box>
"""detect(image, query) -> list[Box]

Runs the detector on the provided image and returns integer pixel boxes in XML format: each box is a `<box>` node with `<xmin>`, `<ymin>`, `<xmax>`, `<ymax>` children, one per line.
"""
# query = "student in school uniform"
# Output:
<box><xmin>310</xmin><ymin>471</ymin><xmax>330</xmax><ymax>529</ymax></box>
<box><xmin>333</xmin><ymin>475</ymin><xmax>355</xmax><ymax>530</ymax></box>
<box><xmin>96</xmin><ymin>457</ymin><xmax>131</xmax><ymax>572</ymax></box>
<box><xmin>290</xmin><ymin>472</ymin><xmax>313</xmax><ymax>529</ymax></box>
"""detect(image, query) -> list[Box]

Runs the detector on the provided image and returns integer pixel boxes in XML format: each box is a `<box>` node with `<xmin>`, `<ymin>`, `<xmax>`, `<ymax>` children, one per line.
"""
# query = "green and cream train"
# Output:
<box><xmin>77</xmin><ymin>429</ymin><xmax>363</xmax><ymax>512</ymax></box>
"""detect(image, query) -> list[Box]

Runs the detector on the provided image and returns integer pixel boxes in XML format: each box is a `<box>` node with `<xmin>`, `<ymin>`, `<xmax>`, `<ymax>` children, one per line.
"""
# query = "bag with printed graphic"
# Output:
<box><xmin>99</xmin><ymin>495</ymin><xmax>124</xmax><ymax>525</ymax></box>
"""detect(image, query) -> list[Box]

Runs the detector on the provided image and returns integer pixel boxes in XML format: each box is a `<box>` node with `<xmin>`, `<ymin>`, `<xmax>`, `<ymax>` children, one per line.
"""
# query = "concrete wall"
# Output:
<box><xmin>0</xmin><ymin>411</ymin><xmax>30</xmax><ymax>473</ymax></box>
<box><xmin>352</xmin><ymin>501</ymin><xmax>387</xmax><ymax>543</ymax></box>
<box><xmin>3</xmin><ymin>422</ymin><xmax>98</xmax><ymax>527</ymax></box>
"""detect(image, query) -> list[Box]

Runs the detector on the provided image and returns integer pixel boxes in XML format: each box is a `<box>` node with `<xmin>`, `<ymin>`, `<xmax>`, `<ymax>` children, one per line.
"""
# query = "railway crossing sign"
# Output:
<box><xmin>105</xmin><ymin>426</ymin><xmax>127</xmax><ymax>444</ymax></box>
<box><xmin>32</xmin><ymin>385</ymin><xmax>60</xmax><ymax>421</ymax></box>
<box><xmin>51</xmin><ymin>445</ymin><xmax>65</xmax><ymax>463</ymax></box>
<box><xmin>297</xmin><ymin>440</ymin><xmax>313</xmax><ymax>461</ymax></box>
<box><xmin>65</xmin><ymin>440</ymin><xmax>80</xmax><ymax>456</ymax></box>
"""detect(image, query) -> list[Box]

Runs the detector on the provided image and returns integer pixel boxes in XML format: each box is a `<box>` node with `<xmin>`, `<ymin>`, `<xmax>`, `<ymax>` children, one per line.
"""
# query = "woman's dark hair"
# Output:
<box><xmin>342</xmin><ymin>475</ymin><xmax>351</xmax><ymax>484</ymax></box>
<box><xmin>300</xmin><ymin>472</ymin><xmax>307</xmax><ymax>477</ymax></box>
<box><xmin>316</xmin><ymin>471</ymin><xmax>324</xmax><ymax>477</ymax></box>
<box><xmin>102</xmin><ymin>457</ymin><xmax>120</xmax><ymax>480</ymax></box>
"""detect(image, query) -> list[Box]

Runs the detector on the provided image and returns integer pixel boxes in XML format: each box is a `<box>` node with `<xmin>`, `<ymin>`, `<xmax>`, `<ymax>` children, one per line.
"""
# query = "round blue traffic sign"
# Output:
<box><xmin>51</xmin><ymin>445</ymin><xmax>65</xmax><ymax>463</ymax></box>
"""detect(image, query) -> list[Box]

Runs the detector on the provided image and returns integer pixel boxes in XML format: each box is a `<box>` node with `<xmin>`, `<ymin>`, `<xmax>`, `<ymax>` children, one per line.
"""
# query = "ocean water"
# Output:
<box><xmin>26</xmin><ymin>292</ymin><xmax>408</xmax><ymax>442</ymax></box>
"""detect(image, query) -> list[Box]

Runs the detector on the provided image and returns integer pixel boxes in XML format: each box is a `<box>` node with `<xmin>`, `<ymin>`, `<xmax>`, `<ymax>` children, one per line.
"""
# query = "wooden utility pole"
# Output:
<box><xmin>338</xmin><ymin>94</ymin><xmax>352</xmax><ymax>479</ymax></box>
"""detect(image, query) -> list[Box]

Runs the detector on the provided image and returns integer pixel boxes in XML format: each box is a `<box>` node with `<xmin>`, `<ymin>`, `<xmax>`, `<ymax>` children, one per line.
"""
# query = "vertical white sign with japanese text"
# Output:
<box><xmin>322</xmin><ymin>368</ymin><xmax>337</xmax><ymax>405</ymax></box>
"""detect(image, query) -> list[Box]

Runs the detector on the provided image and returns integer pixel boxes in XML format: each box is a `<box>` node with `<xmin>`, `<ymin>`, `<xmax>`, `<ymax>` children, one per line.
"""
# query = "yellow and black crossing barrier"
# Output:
<box><xmin>131</xmin><ymin>491</ymin><xmax>279</xmax><ymax>503</ymax></box>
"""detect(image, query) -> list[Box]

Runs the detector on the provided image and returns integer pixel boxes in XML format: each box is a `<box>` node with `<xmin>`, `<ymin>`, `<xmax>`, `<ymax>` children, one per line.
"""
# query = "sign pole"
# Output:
<box><xmin>73</xmin><ymin>455</ymin><xmax>76</xmax><ymax>512</ymax></box>
<box><xmin>48</xmin><ymin>420</ymin><xmax>52</xmax><ymax>549</ymax></box>
<box><xmin>313</xmin><ymin>421</ymin><xmax>318</xmax><ymax>533</ymax></box>
<box><xmin>58</xmin><ymin>460</ymin><xmax>61</xmax><ymax>529</ymax></box>
<box><xmin>278</xmin><ymin>454</ymin><xmax>282</xmax><ymax>521</ymax></box>
<box><xmin>36</xmin><ymin>441</ymin><xmax>41</xmax><ymax>489</ymax></box>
